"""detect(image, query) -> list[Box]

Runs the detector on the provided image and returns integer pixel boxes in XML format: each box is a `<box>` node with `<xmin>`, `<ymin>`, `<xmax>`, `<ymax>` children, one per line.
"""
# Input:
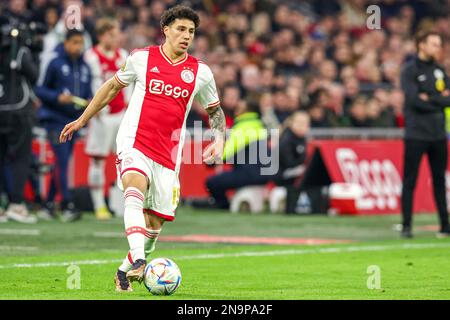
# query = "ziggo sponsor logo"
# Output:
<box><xmin>149</xmin><ymin>79</ymin><xmax>189</xmax><ymax>98</ymax></box>
<box><xmin>336</xmin><ymin>148</ymin><xmax>402</xmax><ymax>210</ymax></box>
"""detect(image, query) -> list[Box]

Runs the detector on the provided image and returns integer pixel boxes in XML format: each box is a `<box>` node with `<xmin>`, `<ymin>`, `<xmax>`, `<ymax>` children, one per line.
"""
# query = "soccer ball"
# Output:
<box><xmin>143</xmin><ymin>258</ymin><xmax>182</xmax><ymax>295</ymax></box>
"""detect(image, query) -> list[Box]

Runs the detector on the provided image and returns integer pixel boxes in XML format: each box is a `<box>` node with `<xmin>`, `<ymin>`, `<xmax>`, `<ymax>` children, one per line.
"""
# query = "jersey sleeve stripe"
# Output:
<box><xmin>114</xmin><ymin>73</ymin><xmax>128</xmax><ymax>86</ymax></box>
<box><xmin>207</xmin><ymin>100</ymin><xmax>220</xmax><ymax>107</ymax></box>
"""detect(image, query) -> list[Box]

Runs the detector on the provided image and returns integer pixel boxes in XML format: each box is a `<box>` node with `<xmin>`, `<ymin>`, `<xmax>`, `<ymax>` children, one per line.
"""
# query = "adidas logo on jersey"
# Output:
<box><xmin>150</xmin><ymin>66</ymin><xmax>160</xmax><ymax>73</ymax></box>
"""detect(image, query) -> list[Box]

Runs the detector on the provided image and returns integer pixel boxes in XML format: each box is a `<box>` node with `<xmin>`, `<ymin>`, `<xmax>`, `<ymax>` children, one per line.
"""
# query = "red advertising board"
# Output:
<box><xmin>30</xmin><ymin>139</ymin><xmax>221</xmax><ymax>200</ymax></box>
<box><xmin>308</xmin><ymin>140</ymin><xmax>448</xmax><ymax>214</ymax></box>
<box><xmin>29</xmin><ymin>138</ymin><xmax>449</xmax><ymax>215</ymax></box>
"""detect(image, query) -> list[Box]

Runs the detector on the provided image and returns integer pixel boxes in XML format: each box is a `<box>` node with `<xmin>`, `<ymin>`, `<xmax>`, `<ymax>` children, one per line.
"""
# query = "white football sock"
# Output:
<box><xmin>88</xmin><ymin>159</ymin><xmax>106</xmax><ymax>211</ymax></box>
<box><xmin>118</xmin><ymin>251</ymin><xmax>134</xmax><ymax>273</ymax></box>
<box><xmin>118</xmin><ymin>228</ymin><xmax>161</xmax><ymax>272</ymax></box>
<box><xmin>144</xmin><ymin>229</ymin><xmax>161</xmax><ymax>256</ymax></box>
<box><xmin>123</xmin><ymin>187</ymin><xmax>146</xmax><ymax>262</ymax></box>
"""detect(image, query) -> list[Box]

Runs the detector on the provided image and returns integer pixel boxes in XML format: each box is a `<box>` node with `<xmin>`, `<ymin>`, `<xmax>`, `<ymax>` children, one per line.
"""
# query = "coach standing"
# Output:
<box><xmin>35</xmin><ymin>29</ymin><xmax>92</xmax><ymax>222</ymax></box>
<box><xmin>400</xmin><ymin>30</ymin><xmax>450</xmax><ymax>238</ymax></box>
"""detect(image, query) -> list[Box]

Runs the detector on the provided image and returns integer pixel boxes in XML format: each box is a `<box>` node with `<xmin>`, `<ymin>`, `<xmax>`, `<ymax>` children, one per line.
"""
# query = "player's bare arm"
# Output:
<box><xmin>59</xmin><ymin>77</ymin><xmax>125</xmax><ymax>143</ymax></box>
<box><xmin>203</xmin><ymin>105</ymin><xmax>226</xmax><ymax>164</ymax></box>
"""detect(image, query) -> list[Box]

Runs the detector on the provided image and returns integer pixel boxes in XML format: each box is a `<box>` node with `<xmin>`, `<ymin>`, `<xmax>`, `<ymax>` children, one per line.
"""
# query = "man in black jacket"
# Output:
<box><xmin>276</xmin><ymin>111</ymin><xmax>310</xmax><ymax>213</ymax></box>
<box><xmin>400</xmin><ymin>30</ymin><xmax>450</xmax><ymax>238</ymax></box>
<box><xmin>0</xmin><ymin>21</ymin><xmax>39</xmax><ymax>223</ymax></box>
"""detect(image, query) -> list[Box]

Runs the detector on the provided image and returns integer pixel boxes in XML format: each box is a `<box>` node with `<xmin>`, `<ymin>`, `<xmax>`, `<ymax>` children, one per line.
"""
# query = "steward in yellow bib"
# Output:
<box><xmin>205</xmin><ymin>102</ymin><xmax>271</xmax><ymax>210</ymax></box>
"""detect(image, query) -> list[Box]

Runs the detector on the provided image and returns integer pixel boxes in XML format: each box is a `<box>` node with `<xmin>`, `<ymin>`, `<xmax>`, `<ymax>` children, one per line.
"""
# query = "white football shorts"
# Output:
<box><xmin>115</xmin><ymin>148</ymin><xmax>180</xmax><ymax>221</ymax></box>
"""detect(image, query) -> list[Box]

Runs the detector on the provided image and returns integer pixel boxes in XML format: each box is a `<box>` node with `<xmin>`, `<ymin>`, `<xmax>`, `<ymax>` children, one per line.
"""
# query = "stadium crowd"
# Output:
<box><xmin>5</xmin><ymin>0</ymin><xmax>450</xmax><ymax>130</ymax></box>
<box><xmin>1</xmin><ymin>0</ymin><xmax>450</xmax><ymax>221</ymax></box>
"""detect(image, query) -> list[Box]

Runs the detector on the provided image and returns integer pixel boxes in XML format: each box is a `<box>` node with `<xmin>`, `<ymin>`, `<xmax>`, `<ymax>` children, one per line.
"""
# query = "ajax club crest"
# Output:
<box><xmin>181</xmin><ymin>68</ymin><xmax>194</xmax><ymax>84</ymax></box>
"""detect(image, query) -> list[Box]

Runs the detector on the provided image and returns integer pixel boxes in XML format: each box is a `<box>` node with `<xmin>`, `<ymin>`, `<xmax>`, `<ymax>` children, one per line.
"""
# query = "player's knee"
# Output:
<box><xmin>122</xmin><ymin>172</ymin><xmax>148</xmax><ymax>194</ymax></box>
<box><xmin>147</xmin><ymin>214</ymin><xmax>165</xmax><ymax>230</ymax></box>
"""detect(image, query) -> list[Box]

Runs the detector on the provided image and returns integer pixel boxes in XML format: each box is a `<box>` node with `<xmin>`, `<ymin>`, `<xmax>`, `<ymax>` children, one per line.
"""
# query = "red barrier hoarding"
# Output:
<box><xmin>306</xmin><ymin>140</ymin><xmax>449</xmax><ymax>214</ymax></box>
<box><xmin>30</xmin><ymin>139</ymin><xmax>220</xmax><ymax>200</ymax></box>
<box><xmin>29</xmin><ymin>139</ymin><xmax>449</xmax><ymax>215</ymax></box>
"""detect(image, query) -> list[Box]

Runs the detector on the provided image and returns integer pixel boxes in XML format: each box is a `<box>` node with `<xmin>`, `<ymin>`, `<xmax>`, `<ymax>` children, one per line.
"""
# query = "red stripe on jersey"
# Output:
<box><xmin>207</xmin><ymin>100</ymin><xmax>220</xmax><ymax>108</ymax></box>
<box><xmin>114</xmin><ymin>74</ymin><xmax>127</xmax><ymax>87</ymax></box>
<box><xmin>93</xmin><ymin>46</ymin><xmax>127</xmax><ymax>114</ymax></box>
<box><xmin>132</xmin><ymin>46</ymin><xmax>199</xmax><ymax>170</ymax></box>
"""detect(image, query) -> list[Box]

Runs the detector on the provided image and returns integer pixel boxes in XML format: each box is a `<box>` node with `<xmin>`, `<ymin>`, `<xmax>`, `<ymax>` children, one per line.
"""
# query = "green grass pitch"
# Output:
<box><xmin>0</xmin><ymin>207</ymin><xmax>450</xmax><ymax>300</ymax></box>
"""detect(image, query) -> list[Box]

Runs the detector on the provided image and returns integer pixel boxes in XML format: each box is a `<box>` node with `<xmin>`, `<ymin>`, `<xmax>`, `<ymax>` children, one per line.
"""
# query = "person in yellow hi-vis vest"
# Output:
<box><xmin>445</xmin><ymin>107</ymin><xmax>450</xmax><ymax>136</ymax></box>
<box><xmin>204</xmin><ymin>101</ymin><xmax>270</xmax><ymax>210</ymax></box>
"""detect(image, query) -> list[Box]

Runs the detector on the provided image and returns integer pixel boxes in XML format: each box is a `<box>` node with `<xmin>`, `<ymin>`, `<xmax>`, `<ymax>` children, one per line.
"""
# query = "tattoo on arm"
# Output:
<box><xmin>207</xmin><ymin>106</ymin><xmax>226</xmax><ymax>141</ymax></box>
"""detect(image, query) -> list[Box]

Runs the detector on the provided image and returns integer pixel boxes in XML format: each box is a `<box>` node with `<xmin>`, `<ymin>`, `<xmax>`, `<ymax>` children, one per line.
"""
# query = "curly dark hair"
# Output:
<box><xmin>160</xmin><ymin>5</ymin><xmax>200</xmax><ymax>31</ymax></box>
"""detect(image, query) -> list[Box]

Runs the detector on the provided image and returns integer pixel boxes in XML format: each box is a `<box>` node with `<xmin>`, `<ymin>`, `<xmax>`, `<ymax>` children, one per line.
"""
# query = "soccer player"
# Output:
<box><xmin>59</xmin><ymin>6</ymin><xmax>225</xmax><ymax>292</ymax></box>
<box><xmin>84</xmin><ymin>18</ymin><xmax>129</xmax><ymax>220</ymax></box>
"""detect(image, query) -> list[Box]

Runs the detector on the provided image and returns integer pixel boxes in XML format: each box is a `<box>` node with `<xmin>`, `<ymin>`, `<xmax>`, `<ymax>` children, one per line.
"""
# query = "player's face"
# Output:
<box><xmin>164</xmin><ymin>19</ymin><xmax>195</xmax><ymax>55</ymax></box>
<box><xmin>100</xmin><ymin>26</ymin><xmax>120</xmax><ymax>50</ymax></box>
<box><xmin>291</xmin><ymin>113</ymin><xmax>310</xmax><ymax>138</ymax></box>
<box><xmin>420</xmin><ymin>35</ymin><xmax>442</xmax><ymax>61</ymax></box>
<box><xmin>64</xmin><ymin>35</ymin><xmax>84</xmax><ymax>59</ymax></box>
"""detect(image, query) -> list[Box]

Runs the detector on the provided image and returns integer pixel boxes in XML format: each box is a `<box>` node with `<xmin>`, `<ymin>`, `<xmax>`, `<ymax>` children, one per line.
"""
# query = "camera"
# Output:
<box><xmin>0</xmin><ymin>17</ymin><xmax>47</xmax><ymax>54</ymax></box>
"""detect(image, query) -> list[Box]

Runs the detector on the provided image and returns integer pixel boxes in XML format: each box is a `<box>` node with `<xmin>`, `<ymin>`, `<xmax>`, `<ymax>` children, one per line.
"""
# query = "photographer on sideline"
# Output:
<box><xmin>0</xmin><ymin>18</ymin><xmax>39</xmax><ymax>223</ymax></box>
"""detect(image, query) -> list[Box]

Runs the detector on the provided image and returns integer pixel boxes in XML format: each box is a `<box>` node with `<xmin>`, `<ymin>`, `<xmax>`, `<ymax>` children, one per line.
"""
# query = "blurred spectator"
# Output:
<box><xmin>35</xmin><ymin>29</ymin><xmax>92</xmax><ymax>222</ymax></box>
<box><xmin>203</xmin><ymin>101</ymin><xmax>270</xmax><ymax>210</ymax></box>
<box><xmin>306</xmin><ymin>88</ymin><xmax>340</xmax><ymax>127</ymax></box>
<box><xmin>259</xmin><ymin>92</ymin><xmax>280</xmax><ymax>130</ymax></box>
<box><xmin>275</xmin><ymin>111</ymin><xmax>310</xmax><ymax>213</ymax></box>
<box><xmin>389</xmin><ymin>88</ymin><xmax>405</xmax><ymax>127</ymax></box>
<box><xmin>343</xmin><ymin>77</ymin><xmax>360</xmax><ymax>114</ymax></box>
<box><xmin>39</xmin><ymin>0</ymin><xmax>93</xmax><ymax>75</ymax></box>
<box><xmin>272</xmin><ymin>90</ymin><xmax>292</xmax><ymax>124</ymax></box>
<box><xmin>346</xmin><ymin>96</ymin><xmax>370</xmax><ymax>127</ymax></box>
<box><xmin>220</xmin><ymin>84</ymin><xmax>241</xmax><ymax>128</ymax></box>
<box><xmin>113</xmin><ymin>0</ymin><xmax>450</xmax><ymax>130</ymax></box>
<box><xmin>366</xmin><ymin>97</ymin><xmax>396</xmax><ymax>128</ymax></box>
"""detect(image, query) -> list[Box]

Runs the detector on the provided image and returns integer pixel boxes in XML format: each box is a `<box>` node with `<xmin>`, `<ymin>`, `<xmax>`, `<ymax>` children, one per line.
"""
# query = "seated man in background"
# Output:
<box><xmin>274</xmin><ymin>111</ymin><xmax>310</xmax><ymax>213</ymax></box>
<box><xmin>204</xmin><ymin>101</ymin><xmax>270</xmax><ymax>210</ymax></box>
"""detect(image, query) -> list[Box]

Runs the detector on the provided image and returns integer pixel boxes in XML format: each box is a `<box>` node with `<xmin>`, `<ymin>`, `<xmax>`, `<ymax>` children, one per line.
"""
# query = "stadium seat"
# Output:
<box><xmin>269</xmin><ymin>186</ymin><xmax>287</xmax><ymax>213</ymax></box>
<box><xmin>230</xmin><ymin>186</ymin><xmax>267</xmax><ymax>213</ymax></box>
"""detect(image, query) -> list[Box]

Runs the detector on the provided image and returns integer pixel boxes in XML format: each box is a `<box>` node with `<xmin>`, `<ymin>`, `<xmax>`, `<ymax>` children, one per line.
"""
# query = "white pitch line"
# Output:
<box><xmin>0</xmin><ymin>242</ymin><xmax>450</xmax><ymax>270</ymax></box>
<box><xmin>0</xmin><ymin>246</ymin><xmax>39</xmax><ymax>251</ymax></box>
<box><xmin>0</xmin><ymin>229</ymin><xmax>41</xmax><ymax>236</ymax></box>
<box><xmin>93</xmin><ymin>232</ymin><xmax>123</xmax><ymax>238</ymax></box>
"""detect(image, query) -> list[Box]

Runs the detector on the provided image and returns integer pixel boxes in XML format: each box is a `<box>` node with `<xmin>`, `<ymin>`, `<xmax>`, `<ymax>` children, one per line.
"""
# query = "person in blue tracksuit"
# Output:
<box><xmin>35</xmin><ymin>29</ymin><xmax>92</xmax><ymax>222</ymax></box>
